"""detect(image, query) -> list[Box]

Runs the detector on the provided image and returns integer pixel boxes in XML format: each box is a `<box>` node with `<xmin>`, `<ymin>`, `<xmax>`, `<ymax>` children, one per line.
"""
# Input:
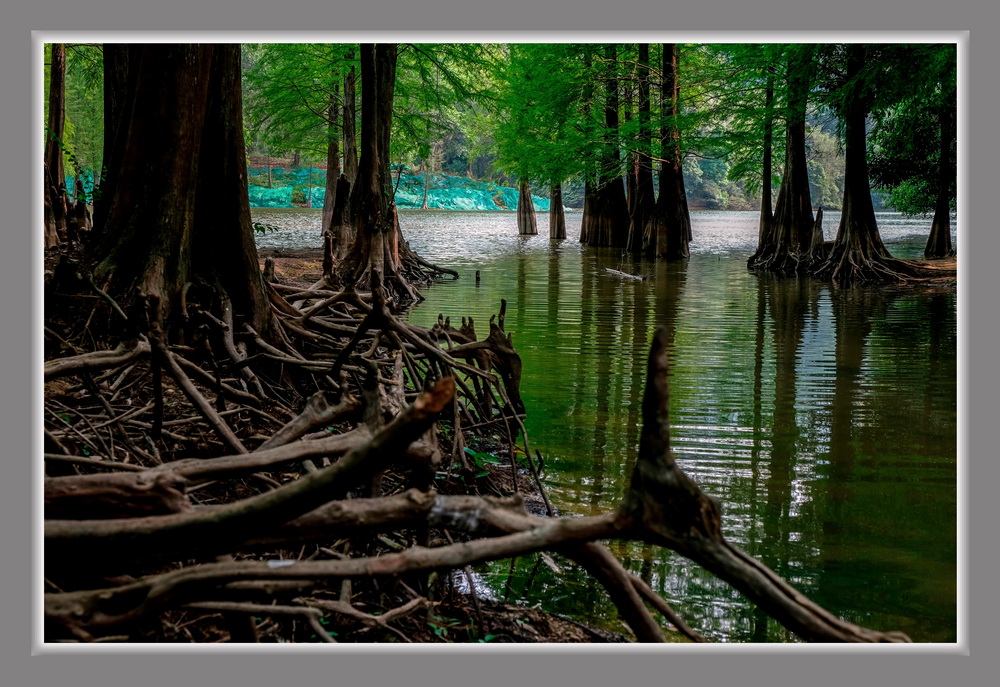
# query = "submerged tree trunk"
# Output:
<box><xmin>91</xmin><ymin>44</ymin><xmax>271</xmax><ymax>335</ymax></box>
<box><xmin>749</xmin><ymin>47</ymin><xmax>814</xmax><ymax>273</ymax></box>
<box><xmin>549</xmin><ymin>182</ymin><xmax>566</xmax><ymax>240</ymax></box>
<box><xmin>517</xmin><ymin>180</ymin><xmax>538</xmax><ymax>235</ymax></box>
<box><xmin>925</xmin><ymin>98</ymin><xmax>955</xmax><ymax>259</ymax></box>
<box><xmin>813</xmin><ymin>45</ymin><xmax>917</xmax><ymax>284</ymax></box>
<box><xmin>44</xmin><ymin>43</ymin><xmax>68</xmax><ymax>248</ymax></box>
<box><xmin>645</xmin><ymin>43</ymin><xmax>690</xmax><ymax>261</ymax></box>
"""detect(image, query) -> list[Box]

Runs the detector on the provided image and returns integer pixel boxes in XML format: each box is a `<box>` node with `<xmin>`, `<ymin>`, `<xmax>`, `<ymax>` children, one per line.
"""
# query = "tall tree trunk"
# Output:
<box><xmin>92</xmin><ymin>44</ymin><xmax>138</xmax><ymax>241</ymax></box>
<box><xmin>627</xmin><ymin>43</ymin><xmax>656</xmax><ymax>253</ymax></box>
<box><xmin>91</xmin><ymin>44</ymin><xmax>270</xmax><ymax>335</ymax></box>
<box><xmin>343</xmin><ymin>54</ymin><xmax>359</xmax><ymax>185</ymax></box>
<box><xmin>339</xmin><ymin>44</ymin><xmax>418</xmax><ymax>303</ymax></box>
<box><xmin>322</xmin><ymin>78</ymin><xmax>342</xmax><ymax>234</ymax></box>
<box><xmin>749</xmin><ymin>47</ymin><xmax>814</xmax><ymax>273</ymax></box>
<box><xmin>517</xmin><ymin>179</ymin><xmax>538</xmax><ymax>235</ymax></box>
<box><xmin>420</xmin><ymin>159</ymin><xmax>429</xmax><ymax>209</ymax></box>
<box><xmin>814</xmin><ymin>45</ymin><xmax>916</xmax><ymax>284</ymax></box>
<box><xmin>44</xmin><ymin>43</ymin><xmax>67</xmax><ymax>248</ymax></box>
<box><xmin>549</xmin><ymin>182</ymin><xmax>566</xmax><ymax>239</ymax></box>
<box><xmin>582</xmin><ymin>44</ymin><xmax>630</xmax><ymax>248</ymax></box>
<box><xmin>645</xmin><ymin>43</ymin><xmax>691</xmax><ymax>261</ymax></box>
<box><xmin>925</xmin><ymin>96</ymin><xmax>955</xmax><ymax>259</ymax></box>
<box><xmin>748</xmin><ymin>70</ymin><xmax>776</xmax><ymax>266</ymax></box>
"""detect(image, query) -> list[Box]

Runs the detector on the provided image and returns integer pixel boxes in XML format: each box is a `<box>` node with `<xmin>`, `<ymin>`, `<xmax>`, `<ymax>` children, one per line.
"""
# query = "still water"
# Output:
<box><xmin>254</xmin><ymin>208</ymin><xmax>957</xmax><ymax>643</ymax></box>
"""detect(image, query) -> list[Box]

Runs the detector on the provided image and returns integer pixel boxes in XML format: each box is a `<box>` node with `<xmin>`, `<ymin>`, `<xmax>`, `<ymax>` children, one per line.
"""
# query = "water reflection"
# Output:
<box><xmin>254</xmin><ymin>208</ymin><xmax>957</xmax><ymax>642</ymax></box>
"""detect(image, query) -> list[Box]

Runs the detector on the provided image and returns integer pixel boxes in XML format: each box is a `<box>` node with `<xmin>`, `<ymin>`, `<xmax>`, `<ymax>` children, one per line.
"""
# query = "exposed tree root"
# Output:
<box><xmin>43</xmin><ymin>251</ymin><xmax>911</xmax><ymax>644</ymax></box>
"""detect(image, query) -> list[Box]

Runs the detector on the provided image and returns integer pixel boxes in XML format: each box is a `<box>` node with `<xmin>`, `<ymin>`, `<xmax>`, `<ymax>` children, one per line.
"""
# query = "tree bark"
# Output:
<box><xmin>549</xmin><ymin>183</ymin><xmax>566</xmax><ymax>239</ymax></box>
<box><xmin>517</xmin><ymin>179</ymin><xmax>538</xmax><ymax>235</ymax></box>
<box><xmin>748</xmin><ymin>70</ymin><xmax>776</xmax><ymax>266</ymax></box>
<box><xmin>91</xmin><ymin>44</ymin><xmax>271</xmax><ymax>335</ymax></box>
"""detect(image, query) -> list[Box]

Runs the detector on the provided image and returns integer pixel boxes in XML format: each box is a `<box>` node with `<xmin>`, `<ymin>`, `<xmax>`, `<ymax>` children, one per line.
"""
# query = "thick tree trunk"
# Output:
<box><xmin>517</xmin><ymin>180</ymin><xmax>538</xmax><ymax>235</ymax></box>
<box><xmin>93</xmin><ymin>44</ymin><xmax>138</xmax><ymax>240</ymax></box>
<box><xmin>549</xmin><ymin>183</ymin><xmax>567</xmax><ymax>240</ymax></box>
<box><xmin>925</xmin><ymin>99</ymin><xmax>954</xmax><ymax>259</ymax></box>
<box><xmin>91</xmin><ymin>44</ymin><xmax>270</xmax><ymax>334</ymax></box>
<box><xmin>322</xmin><ymin>77</ymin><xmax>342</xmax><ymax>235</ymax></box>
<box><xmin>814</xmin><ymin>46</ymin><xmax>917</xmax><ymax>284</ymax></box>
<box><xmin>582</xmin><ymin>44</ymin><xmax>630</xmax><ymax>248</ymax></box>
<box><xmin>44</xmin><ymin>43</ymin><xmax>68</xmax><ymax>248</ymax></box>
<box><xmin>645</xmin><ymin>43</ymin><xmax>690</xmax><ymax>261</ymax></box>
<box><xmin>749</xmin><ymin>48</ymin><xmax>814</xmax><ymax>273</ymax></box>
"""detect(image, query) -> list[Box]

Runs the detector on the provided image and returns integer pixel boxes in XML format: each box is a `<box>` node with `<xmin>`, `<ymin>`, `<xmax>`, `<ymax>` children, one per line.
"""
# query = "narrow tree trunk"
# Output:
<box><xmin>292</xmin><ymin>150</ymin><xmax>301</xmax><ymax>167</ymax></box>
<box><xmin>420</xmin><ymin>159</ymin><xmax>429</xmax><ymax>209</ymax></box>
<box><xmin>92</xmin><ymin>44</ymin><xmax>271</xmax><ymax>334</ymax></box>
<box><xmin>627</xmin><ymin>43</ymin><xmax>656</xmax><ymax>253</ymax></box>
<box><xmin>517</xmin><ymin>180</ymin><xmax>538</xmax><ymax>235</ymax></box>
<box><xmin>45</xmin><ymin>43</ymin><xmax>67</xmax><ymax>248</ymax></box>
<box><xmin>925</xmin><ymin>98</ymin><xmax>954</xmax><ymax>259</ymax></box>
<box><xmin>748</xmin><ymin>71</ymin><xmax>775</xmax><ymax>266</ymax></box>
<box><xmin>322</xmin><ymin>77</ymin><xmax>342</xmax><ymax>234</ymax></box>
<box><xmin>549</xmin><ymin>183</ymin><xmax>566</xmax><ymax>240</ymax></box>
<box><xmin>343</xmin><ymin>55</ymin><xmax>359</xmax><ymax>185</ymax></box>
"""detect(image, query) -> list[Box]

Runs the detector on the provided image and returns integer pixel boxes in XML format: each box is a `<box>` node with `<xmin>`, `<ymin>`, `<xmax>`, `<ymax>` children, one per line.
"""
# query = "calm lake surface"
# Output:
<box><xmin>254</xmin><ymin>207</ymin><xmax>957</xmax><ymax>643</ymax></box>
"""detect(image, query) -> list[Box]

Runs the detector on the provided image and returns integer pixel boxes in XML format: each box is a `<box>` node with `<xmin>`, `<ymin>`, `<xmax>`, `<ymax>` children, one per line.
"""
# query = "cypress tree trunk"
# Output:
<box><xmin>44</xmin><ymin>43</ymin><xmax>68</xmax><ymax>248</ymax></box>
<box><xmin>582</xmin><ymin>44</ymin><xmax>630</xmax><ymax>248</ymax></box>
<box><xmin>814</xmin><ymin>45</ymin><xmax>916</xmax><ymax>284</ymax></box>
<box><xmin>517</xmin><ymin>179</ymin><xmax>538</xmax><ymax>235</ymax></box>
<box><xmin>925</xmin><ymin>98</ymin><xmax>955</xmax><ymax>259</ymax></box>
<box><xmin>645</xmin><ymin>43</ymin><xmax>691</xmax><ymax>261</ymax></box>
<box><xmin>627</xmin><ymin>43</ymin><xmax>656</xmax><ymax>253</ymax></box>
<box><xmin>91</xmin><ymin>44</ymin><xmax>271</xmax><ymax>335</ymax></box>
<box><xmin>92</xmin><ymin>44</ymin><xmax>138</xmax><ymax>241</ymax></box>
<box><xmin>748</xmin><ymin>71</ymin><xmax>775</xmax><ymax>266</ymax></box>
<box><xmin>322</xmin><ymin>75</ymin><xmax>342</xmax><ymax>234</ymax></box>
<box><xmin>749</xmin><ymin>47</ymin><xmax>814</xmax><ymax>273</ymax></box>
<box><xmin>343</xmin><ymin>54</ymin><xmax>359</xmax><ymax>186</ymax></box>
<box><xmin>549</xmin><ymin>182</ymin><xmax>567</xmax><ymax>240</ymax></box>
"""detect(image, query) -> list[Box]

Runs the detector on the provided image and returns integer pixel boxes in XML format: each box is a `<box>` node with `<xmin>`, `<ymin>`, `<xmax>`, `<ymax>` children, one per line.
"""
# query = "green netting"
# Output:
<box><xmin>248</xmin><ymin>184</ymin><xmax>293</xmax><ymax>208</ymax></box>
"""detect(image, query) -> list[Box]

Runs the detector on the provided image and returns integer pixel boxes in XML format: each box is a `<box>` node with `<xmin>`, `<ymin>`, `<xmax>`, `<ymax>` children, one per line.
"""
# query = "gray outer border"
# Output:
<box><xmin>4</xmin><ymin>1</ymin><xmax>995</xmax><ymax>685</ymax></box>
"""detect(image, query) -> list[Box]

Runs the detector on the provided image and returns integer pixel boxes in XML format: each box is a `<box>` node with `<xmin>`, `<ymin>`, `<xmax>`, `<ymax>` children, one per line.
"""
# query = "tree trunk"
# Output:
<box><xmin>582</xmin><ymin>44</ymin><xmax>630</xmax><ymax>248</ymax></box>
<box><xmin>749</xmin><ymin>47</ymin><xmax>814</xmax><ymax>273</ymax></box>
<box><xmin>420</xmin><ymin>159</ymin><xmax>429</xmax><ymax>209</ymax></box>
<box><xmin>748</xmin><ymin>71</ymin><xmax>775</xmax><ymax>266</ymax></box>
<box><xmin>549</xmin><ymin>183</ymin><xmax>566</xmax><ymax>240</ymax></box>
<box><xmin>645</xmin><ymin>43</ymin><xmax>690</xmax><ymax>261</ymax></box>
<box><xmin>343</xmin><ymin>54</ymin><xmax>359</xmax><ymax>186</ymax></box>
<box><xmin>322</xmin><ymin>78</ymin><xmax>342</xmax><ymax>234</ymax></box>
<box><xmin>91</xmin><ymin>44</ymin><xmax>270</xmax><ymax>335</ymax></box>
<box><xmin>338</xmin><ymin>44</ymin><xmax>418</xmax><ymax>303</ymax></box>
<box><xmin>93</xmin><ymin>44</ymin><xmax>138</xmax><ymax>241</ymax></box>
<box><xmin>292</xmin><ymin>150</ymin><xmax>301</xmax><ymax>167</ymax></box>
<box><xmin>517</xmin><ymin>180</ymin><xmax>538</xmax><ymax>235</ymax></box>
<box><xmin>45</xmin><ymin>43</ymin><xmax>68</xmax><ymax>248</ymax></box>
<box><xmin>627</xmin><ymin>43</ymin><xmax>656</xmax><ymax>253</ymax></box>
<box><xmin>925</xmin><ymin>97</ymin><xmax>955</xmax><ymax>259</ymax></box>
<box><xmin>813</xmin><ymin>45</ymin><xmax>917</xmax><ymax>284</ymax></box>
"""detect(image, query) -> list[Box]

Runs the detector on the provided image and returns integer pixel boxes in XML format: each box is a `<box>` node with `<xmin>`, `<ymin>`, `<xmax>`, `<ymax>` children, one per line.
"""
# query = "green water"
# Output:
<box><xmin>255</xmin><ymin>208</ymin><xmax>958</xmax><ymax>643</ymax></box>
